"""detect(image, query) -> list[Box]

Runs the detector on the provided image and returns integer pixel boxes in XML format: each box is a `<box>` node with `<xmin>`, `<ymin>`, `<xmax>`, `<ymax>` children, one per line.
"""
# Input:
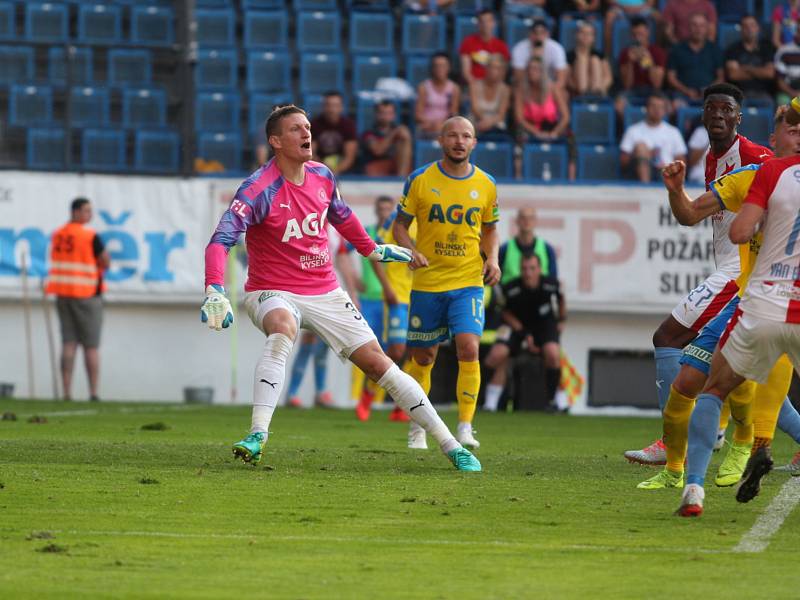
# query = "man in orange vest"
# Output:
<box><xmin>46</xmin><ymin>198</ymin><xmax>110</xmax><ymax>401</ymax></box>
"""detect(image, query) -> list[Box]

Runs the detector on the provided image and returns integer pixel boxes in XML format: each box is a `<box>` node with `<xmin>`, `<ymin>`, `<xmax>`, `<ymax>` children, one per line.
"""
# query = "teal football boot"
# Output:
<box><xmin>447</xmin><ymin>447</ymin><xmax>482</xmax><ymax>472</ymax></box>
<box><xmin>232</xmin><ymin>432</ymin><xmax>267</xmax><ymax>465</ymax></box>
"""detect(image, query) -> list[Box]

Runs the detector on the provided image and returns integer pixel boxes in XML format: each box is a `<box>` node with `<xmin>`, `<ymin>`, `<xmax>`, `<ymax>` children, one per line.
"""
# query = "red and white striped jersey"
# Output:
<box><xmin>704</xmin><ymin>135</ymin><xmax>773</xmax><ymax>277</ymax></box>
<box><xmin>741</xmin><ymin>155</ymin><xmax>800</xmax><ymax>323</ymax></box>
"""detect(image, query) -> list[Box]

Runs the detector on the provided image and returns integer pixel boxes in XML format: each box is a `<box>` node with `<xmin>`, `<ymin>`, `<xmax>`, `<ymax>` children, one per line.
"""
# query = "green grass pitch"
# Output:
<box><xmin>1</xmin><ymin>399</ymin><xmax>800</xmax><ymax>599</ymax></box>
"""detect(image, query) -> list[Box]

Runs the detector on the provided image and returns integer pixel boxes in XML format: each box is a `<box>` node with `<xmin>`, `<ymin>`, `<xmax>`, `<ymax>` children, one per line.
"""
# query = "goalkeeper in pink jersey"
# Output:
<box><xmin>201</xmin><ymin>104</ymin><xmax>481</xmax><ymax>471</ymax></box>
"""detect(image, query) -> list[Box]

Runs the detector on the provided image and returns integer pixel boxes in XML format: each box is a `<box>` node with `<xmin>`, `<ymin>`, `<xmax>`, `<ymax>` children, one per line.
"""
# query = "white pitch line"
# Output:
<box><xmin>14</xmin><ymin>405</ymin><xmax>205</xmax><ymax>419</ymax></box>
<box><xmin>34</xmin><ymin>530</ymin><xmax>726</xmax><ymax>554</ymax></box>
<box><xmin>734</xmin><ymin>477</ymin><xmax>800</xmax><ymax>553</ymax></box>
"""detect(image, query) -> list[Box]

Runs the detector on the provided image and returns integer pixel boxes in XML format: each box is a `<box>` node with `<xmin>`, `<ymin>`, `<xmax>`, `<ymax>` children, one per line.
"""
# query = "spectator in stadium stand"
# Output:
<box><xmin>620</xmin><ymin>92</ymin><xmax>687</xmax><ymax>183</ymax></box>
<box><xmin>458</xmin><ymin>9</ymin><xmax>510</xmax><ymax>86</ymax></box>
<box><xmin>666</xmin><ymin>13</ymin><xmax>724</xmax><ymax>105</ymax></box>
<box><xmin>511</xmin><ymin>19</ymin><xmax>568</xmax><ymax>91</ymax></box>
<box><xmin>310</xmin><ymin>91</ymin><xmax>358</xmax><ymax>176</ymax></box>
<box><xmin>46</xmin><ymin>197</ymin><xmax>110</xmax><ymax>402</ymax></box>
<box><xmin>415</xmin><ymin>52</ymin><xmax>460</xmax><ymax>139</ymax></box>
<box><xmin>685</xmin><ymin>122</ymin><xmax>709</xmax><ymax>184</ymax></box>
<box><xmin>566</xmin><ymin>20</ymin><xmax>613</xmax><ymax>97</ymax></box>
<box><xmin>359</xmin><ymin>100</ymin><xmax>413</xmax><ymax>177</ymax></box>
<box><xmin>618</xmin><ymin>17</ymin><xmax>667</xmax><ymax>97</ymax></box>
<box><xmin>775</xmin><ymin>28</ymin><xmax>800</xmax><ymax>104</ymax></box>
<box><xmin>603</xmin><ymin>0</ymin><xmax>658</xmax><ymax>58</ymax></box>
<box><xmin>503</xmin><ymin>0</ymin><xmax>549</xmax><ymax>18</ymax></box>
<box><xmin>662</xmin><ymin>0</ymin><xmax>717</xmax><ymax>44</ymax></box>
<box><xmin>515</xmin><ymin>57</ymin><xmax>571</xmax><ymax>144</ymax></box>
<box><xmin>772</xmin><ymin>0</ymin><xmax>800</xmax><ymax>49</ymax></box>
<box><xmin>724</xmin><ymin>14</ymin><xmax>775</xmax><ymax>102</ymax></box>
<box><xmin>545</xmin><ymin>0</ymin><xmax>601</xmax><ymax>21</ymax></box>
<box><xmin>468</xmin><ymin>54</ymin><xmax>512</xmax><ymax>140</ymax></box>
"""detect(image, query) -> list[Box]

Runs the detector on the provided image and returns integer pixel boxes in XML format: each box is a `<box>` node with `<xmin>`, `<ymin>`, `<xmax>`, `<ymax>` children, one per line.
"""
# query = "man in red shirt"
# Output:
<box><xmin>618</xmin><ymin>17</ymin><xmax>667</xmax><ymax>96</ymax></box>
<box><xmin>458</xmin><ymin>9</ymin><xmax>510</xmax><ymax>84</ymax></box>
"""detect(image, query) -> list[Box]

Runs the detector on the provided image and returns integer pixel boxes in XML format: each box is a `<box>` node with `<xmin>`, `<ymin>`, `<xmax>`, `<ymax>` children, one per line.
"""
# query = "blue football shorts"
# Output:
<box><xmin>360</xmin><ymin>298</ymin><xmax>385</xmax><ymax>349</ymax></box>
<box><xmin>680</xmin><ymin>295</ymin><xmax>740</xmax><ymax>376</ymax></box>
<box><xmin>384</xmin><ymin>302</ymin><xmax>409</xmax><ymax>346</ymax></box>
<box><xmin>407</xmin><ymin>286</ymin><xmax>485</xmax><ymax>347</ymax></box>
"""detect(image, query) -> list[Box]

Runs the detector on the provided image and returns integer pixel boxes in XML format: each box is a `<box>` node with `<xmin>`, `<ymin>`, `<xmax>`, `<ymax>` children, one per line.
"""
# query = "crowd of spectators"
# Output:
<box><xmin>302</xmin><ymin>0</ymin><xmax>795</xmax><ymax>182</ymax></box>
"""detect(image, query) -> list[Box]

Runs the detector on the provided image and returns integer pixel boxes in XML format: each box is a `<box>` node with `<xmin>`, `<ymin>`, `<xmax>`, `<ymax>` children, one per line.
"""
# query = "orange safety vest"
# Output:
<box><xmin>46</xmin><ymin>222</ymin><xmax>104</xmax><ymax>298</ymax></box>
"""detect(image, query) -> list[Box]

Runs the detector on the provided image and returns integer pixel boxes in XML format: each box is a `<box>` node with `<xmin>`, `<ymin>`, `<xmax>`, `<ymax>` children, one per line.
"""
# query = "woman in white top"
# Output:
<box><xmin>468</xmin><ymin>54</ymin><xmax>511</xmax><ymax>139</ymax></box>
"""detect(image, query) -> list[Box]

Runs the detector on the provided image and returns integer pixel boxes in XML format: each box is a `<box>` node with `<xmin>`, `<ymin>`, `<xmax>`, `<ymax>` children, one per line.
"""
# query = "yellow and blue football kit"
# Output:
<box><xmin>376</xmin><ymin>212</ymin><xmax>416</xmax><ymax>346</ymax></box>
<box><xmin>399</xmin><ymin>161</ymin><xmax>499</xmax><ymax>347</ymax></box>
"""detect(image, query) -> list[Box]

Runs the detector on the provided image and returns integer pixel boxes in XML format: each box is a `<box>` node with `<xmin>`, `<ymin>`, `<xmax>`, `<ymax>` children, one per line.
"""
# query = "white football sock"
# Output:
<box><xmin>250</xmin><ymin>333</ymin><xmax>295</xmax><ymax>436</ymax></box>
<box><xmin>377</xmin><ymin>364</ymin><xmax>459</xmax><ymax>453</ymax></box>
<box><xmin>483</xmin><ymin>383</ymin><xmax>503</xmax><ymax>412</ymax></box>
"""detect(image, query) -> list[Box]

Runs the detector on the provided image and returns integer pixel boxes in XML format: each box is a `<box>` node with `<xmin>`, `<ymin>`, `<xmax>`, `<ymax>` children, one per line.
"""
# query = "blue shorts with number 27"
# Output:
<box><xmin>407</xmin><ymin>286</ymin><xmax>484</xmax><ymax>347</ymax></box>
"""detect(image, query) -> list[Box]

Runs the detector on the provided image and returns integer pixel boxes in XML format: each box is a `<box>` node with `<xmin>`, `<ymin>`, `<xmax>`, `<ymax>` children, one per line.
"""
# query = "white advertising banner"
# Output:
<box><xmin>0</xmin><ymin>171</ymin><xmax>212</xmax><ymax>302</ymax></box>
<box><xmin>2</xmin><ymin>172</ymin><xmax>712</xmax><ymax>313</ymax></box>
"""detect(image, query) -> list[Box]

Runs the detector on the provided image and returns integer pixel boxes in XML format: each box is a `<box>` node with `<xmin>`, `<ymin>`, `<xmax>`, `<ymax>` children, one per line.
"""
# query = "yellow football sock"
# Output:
<box><xmin>351</xmin><ymin>366</ymin><xmax>366</xmax><ymax>403</ymax></box>
<box><xmin>456</xmin><ymin>360</ymin><xmax>481</xmax><ymax>423</ymax></box>
<box><xmin>403</xmin><ymin>357</ymin><xmax>433</xmax><ymax>396</ymax></box>
<box><xmin>728</xmin><ymin>380</ymin><xmax>755</xmax><ymax>445</ymax></box>
<box><xmin>753</xmin><ymin>354</ymin><xmax>793</xmax><ymax>441</ymax></box>
<box><xmin>719</xmin><ymin>401</ymin><xmax>731</xmax><ymax>432</ymax></box>
<box><xmin>663</xmin><ymin>385</ymin><xmax>696</xmax><ymax>473</ymax></box>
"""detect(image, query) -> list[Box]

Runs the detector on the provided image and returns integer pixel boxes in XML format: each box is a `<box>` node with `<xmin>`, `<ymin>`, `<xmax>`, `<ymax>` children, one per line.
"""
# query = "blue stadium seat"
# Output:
<box><xmin>355</xmin><ymin>96</ymin><xmax>400</xmax><ymax>134</ymax></box>
<box><xmin>559</xmin><ymin>17</ymin><xmax>603</xmax><ymax>54</ymax></box>
<box><xmin>249</xmin><ymin>93</ymin><xmax>293</xmax><ymax>135</ymax></box>
<box><xmin>108</xmin><ymin>49</ymin><xmax>152</xmax><ymax>87</ymax></box>
<box><xmin>577</xmin><ymin>144</ymin><xmax>620</xmax><ymax>181</ymax></box>
<box><xmin>471</xmin><ymin>141</ymin><xmax>513</xmax><ymax>179</ymax></box>
<box><xmin>453</xmin><ymin>0</ymin><xmax>484</xmax><ymax>14</ymax></box>
<box><xmin>246</xmin><ymin>50</ymin><xmax>291</xmax><ymax>92</ymax></box>
<box><xmin>122</xmin><ymin>88</ymin><xmax>167</xmax><ymax>128</ymax></box>
<box><xmin>48</xmin><ymin>47</ymin><xmax>93</xmax><ymax>86</ymax></box>
<box><xmin>196</xmin><ymin>49</ymin><xmax>238</xmax><ymax>89</ymax></box>
<box><xmin>195</xmin><ymin>91</ymin><xmax>240</xmax><ymax>131</ymax></box>
<box><xmin>719</xmin><ymin>0</ymin><xmax>754</xmax><ymax>22</ymax></box>
<box><xmin>243</xmin><ymin>10</ymin><xmax>287</xmax><ymax>49</ymax></box>
<box><xmin>622</xmin><ymin>104</ymin><xmax>647</xmax><ymax>131</ymax></box>
<box><xmin>346</xmin><ymin>0</ymin><xmax>390</xmax><ymax>9</ymax></box>
<box><xmin>24</xmin><ymin>2</ymin><xmax>68</xmax><ymax>42</ymax></box>
<box><xmin>27</xmin><ymin>128</ymin><xmax>66</xmax><ymax>170</ymax></box>
<box><xmin>414</xmin><ymin>139</ymin><xmax>441</xmax><ymax>168</ymax></box>
<box><xmin>718</xmin><ymin>22</ymin><xmax>740</xmax><ymax>51</ymax></box>
<box><xmin>571</xmin><ymin>102</ymin><xmax>615</xmax><ymax>144</ymax></box>
<box><xmin>743</xmin><ymin>96</ymin><xmax>775</xmax><ymax>109</ymax></box>
<box><xmin>352</xmin><ymin>54</ymin><xmax>397</xmax><ymax>93</ymax></box>
<box><xmin>297</xmin><ymin>11</ymin><xmax>340</xmax><ymax>52</ymax></box>
<box><xmin>299</xmin><ymin>53</ymin><xmax>344</xmax><ymax>96</ymax></box>
<box><xmin>764</xmin><ymin>0</ymin><xmax>783</xmax><ymax>25</ymax></box>
<box><xmin>294</xmin><ymin>0</ymin><xmax>337</xmax><ymax>10</ymax></box>
<box><xmin>0</xmin><ymin>47</ymin><xmax>34</xmax><ymax>86</ymax></box>
<box><xmin>69</xmin><ymin>86</ymin><xmax>110</xmax><ymax>128</ymax></box>
<box><xmin>739</xmin><ymin>107</ymin><xmax>772</xmax><ymax>145</ymax></box>
<box><xmin>0</xmin><ymin>1</ymin><xmax>15</xmax><ymax>40</ymax></box>
<box><xmin>675</xmin><ymin>106</ymin><xmax>702</xmax><ymax>137</ymax></box>
<box><xmin>130</xmin><ymin>6</ymin><xmax>175</xmax><ymax>47</ymax></box>
<box><xmin>82</xmin><ymin>128</ymin><xmax>127</xmax><ymax>172</ymax></box>
<box><xmin>197</xmin><ymin>131</ymin><xmax>241</xmax><ymax>173</ymax></box>
<box><xmin>196</xmin><ymin>0</ymin><xmax>235</xmax><ymax>6</ymax></box>
<box><xmin>77</xmin><ymin>4</ymin><xmax>122</xmax><ymax>45</ymax></box>
<box><xmin>195</xmin><ymin>8</ymin><xmax>235</xmax><ymax>46</ymax></box>
<box><xmin>522</xmin><ymin>143</ymin><xmax>568</xmax><ymax>181</ymax></box>
<box><xmin>349</xmin><ymin>12</ymin><xmax>393</xmax><ymax>55</ymax></box>
<box><xmin>405</xmin><ymin>54</ymin><xmax>431</xmax><ymax>89</ymax></box>
<box><xmin>402</xmin><ymin>13</ymin><xmax>446</xmax><ymax>54</ymax></box>
<box><xmin>135</xmin><ymin>130</ymin><xmax>180</xmax><ymax>173</ymax></box>
<box><xmin>242</xmin><ymin>0</ymin><xmax>286</xmax><ymax>7</ymax></box>
<box><xmin>301</xmin><ymin>93</ymin><xmax>340</xmax><ymax>119</ymax></box>
<box><xmin>454</xmin><ymin>15</ymin><xmax>478</xmax><ymax>53</ymax></box>
<box><xmin>9</xmin><ymin>85</ymin><xmax>53</xmax><ymax>127</ymax></box>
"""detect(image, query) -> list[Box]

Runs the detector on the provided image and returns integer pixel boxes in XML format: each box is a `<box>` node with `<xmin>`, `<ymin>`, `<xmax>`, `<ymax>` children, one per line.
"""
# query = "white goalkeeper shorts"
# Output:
<box><xmin>244</xmin><ymin>287</ymin><xmax>378</xmax><ymax>359</ymax></box>
<box><xmin>670</xmin><ymin>270</ymin><xmax>739</xmax><ymax>332</ymax></box>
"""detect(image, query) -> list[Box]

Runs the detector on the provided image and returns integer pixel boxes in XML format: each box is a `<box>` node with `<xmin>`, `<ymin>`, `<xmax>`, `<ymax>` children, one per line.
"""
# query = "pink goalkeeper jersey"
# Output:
<box><xmin>205</xmin><ymin>159</ymin><xmax>376</xmax><ymax>295</ymax></box>
<box><xmin>741</xmin><ymin>155</ymin><xmax>800</xmax><ymax>323</ymax></box>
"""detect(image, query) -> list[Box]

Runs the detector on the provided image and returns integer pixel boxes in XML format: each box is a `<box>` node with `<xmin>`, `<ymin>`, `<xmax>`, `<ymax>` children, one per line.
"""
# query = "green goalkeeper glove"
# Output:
<box><xmin>201</xmin><ymin>284</ymin><xmax>234</xmax><ymax>331</ymax></box>
<box><xmin>370</xmin><ymin>244</ymin><xmax>412</xmax><ymax>263</ymax></box>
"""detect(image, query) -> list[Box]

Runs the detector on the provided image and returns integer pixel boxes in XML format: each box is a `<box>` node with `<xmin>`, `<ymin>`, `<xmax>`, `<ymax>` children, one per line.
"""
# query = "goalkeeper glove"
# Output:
<box><xmin>201</xmin><ymin>284</ymin><xmax>234</xmax><ymax>330</ymax></box>
<box><xmin>370</xmin><ymin>244</ymin><xmax>412</xmax><ymax>263</ymax></box>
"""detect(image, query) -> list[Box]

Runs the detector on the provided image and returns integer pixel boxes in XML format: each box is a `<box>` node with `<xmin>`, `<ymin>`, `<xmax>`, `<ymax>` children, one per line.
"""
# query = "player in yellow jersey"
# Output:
<box><xmin>636</xmin><ymin>105</ymin><xmax>800</xmax><ymax>497</ymax></box>
<box><xmin>393</xmin><ymin>116</ymin><xmax>501</xmax><ymax>450</ymax></box>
